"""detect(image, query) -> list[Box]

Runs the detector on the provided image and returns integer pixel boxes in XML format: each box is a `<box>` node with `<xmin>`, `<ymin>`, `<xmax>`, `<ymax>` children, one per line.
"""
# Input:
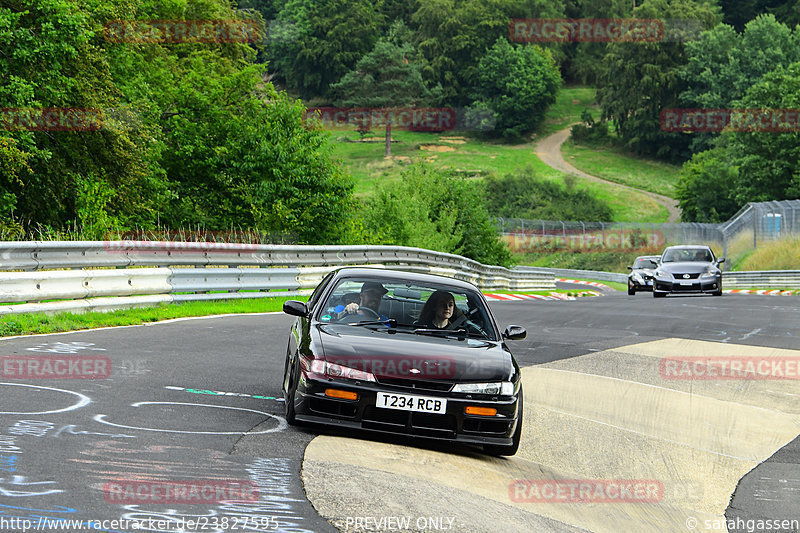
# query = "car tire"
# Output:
<box><xmin>653</xmin><ymin>291</ymin><xmax>666</xmax><ymax>298</ymax></box>
<box><xmin>628</xmin><ymin>281</ymin><xmax>635</xmax><ymax>296</ymax></box>
<box><xmin>284</xmin><ymin>357</ymin><xmax>299</xmax><ymax>426</ymax></box>
<box><xmin>484</xmin><ymin>385</ymin><xmax>523</xmax><ymax>457</ymax></box>
<box><xmin>712</xmin><ymin>289</ymin><xmax>722</xmax><ymax>296</ymax></box>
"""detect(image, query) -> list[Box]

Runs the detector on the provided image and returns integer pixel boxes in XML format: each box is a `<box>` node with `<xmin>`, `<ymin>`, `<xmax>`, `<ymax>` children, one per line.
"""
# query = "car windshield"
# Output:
<box><xmin>634</xmin><ymin>258</ymin><xmax>656</xmax><ymax>268</ymax></box>
<box><xmin>318</xmin><ymin>278</ymin><xmax>497</xmax><ymax>340</ymax></box>
<box><xmin>662</xmin><ymin>248</ymin><xmax>713</xmax><ymax>262</ymax></box>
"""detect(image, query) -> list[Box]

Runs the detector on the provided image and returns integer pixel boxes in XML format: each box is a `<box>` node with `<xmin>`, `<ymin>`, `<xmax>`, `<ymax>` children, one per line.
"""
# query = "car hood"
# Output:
<box><xmin>658</xmin><ymin>262</ymin><xmax>717</xmax><ymax>274</ymax></box>
<box><xmin>317</xmin><ymin>324</ymin><xmax>512</xmax><ymax>382</ymax></box>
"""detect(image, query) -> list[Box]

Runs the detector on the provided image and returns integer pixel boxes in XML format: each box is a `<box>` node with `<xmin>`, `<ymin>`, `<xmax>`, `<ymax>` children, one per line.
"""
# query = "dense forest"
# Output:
<box><xmin>1</xmin><ymin>0</ymin><xmax>799</xmax><ymax>264</ymax></box>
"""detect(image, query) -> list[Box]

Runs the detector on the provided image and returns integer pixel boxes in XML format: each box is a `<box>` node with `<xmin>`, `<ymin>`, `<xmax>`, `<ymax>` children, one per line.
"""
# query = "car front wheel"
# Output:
<box><xmin>653</xmin><ymin>291</ymin><xmax>667</xmax><ymax>298</ymax></box>
<box><xmin>284</xmin><ymin>357</ymin><xmax>300</xmax><ymax>425</ymax></box>
<box><xmin>484</xmin><ymin>385</ymin><xmax>523</xmax><ymax>457</ymax></box>
<box><xmin>628</xmin><ymin>281</ymin><xmax>636</xmax><ymax>296</ymax></box>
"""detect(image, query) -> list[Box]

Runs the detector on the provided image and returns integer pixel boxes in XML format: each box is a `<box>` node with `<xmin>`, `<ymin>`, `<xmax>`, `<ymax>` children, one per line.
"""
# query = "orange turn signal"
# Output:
<box><xmin>325</xmin><ymin>388</ymin><xmax>358</xmax><ymax>401</ymax></box>
<box><xmin>465</xmin><ymin>406</ymin><xmax>497</xmax><ymax>416</ymax></box>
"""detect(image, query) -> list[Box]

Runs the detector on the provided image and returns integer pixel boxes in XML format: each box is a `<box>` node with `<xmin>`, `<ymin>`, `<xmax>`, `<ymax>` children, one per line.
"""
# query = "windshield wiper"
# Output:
<box><xmin>347</xmin><ymin>319</ymin><xmax>397</xmax><ymax>327</ymax></box>
<box><xmin>413</xmin><ymin>328</ymin><xmax>468</xmax><ymax>339</ymax></box>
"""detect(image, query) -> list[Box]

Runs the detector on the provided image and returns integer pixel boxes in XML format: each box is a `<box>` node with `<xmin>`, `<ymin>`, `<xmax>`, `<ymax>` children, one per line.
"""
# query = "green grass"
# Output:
<box><xmin>330</xmin><ymin>86</ymin><xmax>601</xmax><ymax>197</ymax></box>
<box><xmin>561</xmin><ymin>139</ymin><xmax>682</xmax><ymax>199</ymax></box>
<box><xmin>565</xmin><ymin>277</ymin><xmax>627</xmax><ymax>291</ymax></box>
<box><xmin>326</xmin><ymin>85</ymin><xmax>672</xmax><ymax>224</ymax></box>
<box><xmin>0</xmin><ymin>288</ymin><xmax>605</xmax><ymax>337</ymax></box>
<box><xmin>538</xmin><ymin>86</ymin><xmax>599</xmax><ymax>136</ymax></box>
<box><xmin>0</xmin><ymin>296</ymin><xmax>307</xmax><ymax>338</ymax></box>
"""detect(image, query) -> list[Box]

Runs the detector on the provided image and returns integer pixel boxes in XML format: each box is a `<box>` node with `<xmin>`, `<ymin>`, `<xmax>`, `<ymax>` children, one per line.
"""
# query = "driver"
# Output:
<box><xmin>335</xmin><ymin>281</ymin><xmax>388</xmax><ymax>319</ymax></box>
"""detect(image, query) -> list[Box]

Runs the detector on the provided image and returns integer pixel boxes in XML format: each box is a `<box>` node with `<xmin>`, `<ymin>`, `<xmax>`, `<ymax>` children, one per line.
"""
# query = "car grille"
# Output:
<box><xmin>463</xmin><ymin>417</ymin><xmax>511</xmax><ymax>435</ymax></box>
<box><xmin>376</xmin><ymin>377</ymin><xmax>453</xmax><ymax>392</ymax></box>
<box><xmin>362</xmin><ymin>407</ymin><xmax>457</xmax><ymax>438</ymax></box>
<box><xmin>675</xmin><ymin>273</ymin><xmax>700</xmax><ymax>279</ymax></box>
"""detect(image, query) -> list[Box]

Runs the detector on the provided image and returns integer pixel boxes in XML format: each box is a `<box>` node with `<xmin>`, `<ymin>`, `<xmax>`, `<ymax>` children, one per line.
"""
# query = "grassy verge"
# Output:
<box><xmin>330</xmin><ymin>86</ymin><xmax>601</xmax><ymax>197</ymax></box>
<box><xmin>511</xmin><ymin>249</ymin><xmax>661</xmax><ymax>273</ymax></box>
<box><xmin>563</xmin><ymin>278</ymin><xmax>627</xmax><ymax>291</ymax></box>
<box><xmin>561</xmin><ymin>139</ymin><xmax>682</xmax><ymax>198</ymax></box>
<box><xmin>0</xmin><ymin>288</ymin><xmax>604</xmax><ymax>337</ymax></box>
<box><xmin>538</xmin><ymin>86</ymin><xmax>599</xmax><ymax>136</ymax></box>
<box><xmin>0</xmin><ymin>296</ymin><xmax>306</xmax><ymax>338</ymax></box>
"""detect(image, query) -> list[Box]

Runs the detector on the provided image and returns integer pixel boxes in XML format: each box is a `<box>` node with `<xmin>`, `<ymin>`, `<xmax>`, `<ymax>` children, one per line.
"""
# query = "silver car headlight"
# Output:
<box><xmin>700</xmin><ymin>270</ymin><xmax>717</xmax><ymax>279</ymax></box>
<box><xmin>452</xmin><ymin>382</ymin><xmax>514</xmax><ymax>395</ymax></box>
<box><xmin>655</xmin><ymin>270</ymin><xmax>671</xmax><ymax>278</ymax></box>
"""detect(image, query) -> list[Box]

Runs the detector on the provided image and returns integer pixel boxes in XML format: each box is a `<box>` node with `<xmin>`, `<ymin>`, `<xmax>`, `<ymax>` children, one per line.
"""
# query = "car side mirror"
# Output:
<box><xmin>627</xmin><ymin>266</ymin><xmax>633</xmax><ymax>270</ymax></box>
<box><xmin>283</xmin><ymin>300</ymin><xmax>309</xmax><ymax>318</ymax></box>
<box><xmin>649</xmin><ymin>260</ymin><xmax>659</xmax><ymax>267</ymax></box>
<box><xmin>503</xmin><ymin>325</ymin><xmax>526</xmax><ymax>340</ymax></box>
<box><xmin>717</xmin><ymin>257</ymin><xmax>725</xmax><ymax>264</ymax></box>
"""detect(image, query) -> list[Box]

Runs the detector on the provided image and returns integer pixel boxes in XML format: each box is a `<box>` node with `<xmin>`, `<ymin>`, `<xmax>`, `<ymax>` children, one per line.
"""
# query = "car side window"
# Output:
<box><xmin>307</xmin><ymin>272</ymin><xmax>334</xmax><ymax>311</ymax></box>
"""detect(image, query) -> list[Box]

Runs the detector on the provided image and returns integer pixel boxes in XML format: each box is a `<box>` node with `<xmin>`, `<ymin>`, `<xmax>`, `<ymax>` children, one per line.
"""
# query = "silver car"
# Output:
<box><xmin>652</xmin><ymin>245</ymin><xmax>724</xmax><ymax>297</ymax></box>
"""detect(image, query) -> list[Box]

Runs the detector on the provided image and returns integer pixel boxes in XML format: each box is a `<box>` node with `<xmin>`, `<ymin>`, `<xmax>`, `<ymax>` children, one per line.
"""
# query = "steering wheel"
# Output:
<box><xmin>357</xmin><ymin>307</ymin><xmax>381</xmax><ymax>319</ymax></box>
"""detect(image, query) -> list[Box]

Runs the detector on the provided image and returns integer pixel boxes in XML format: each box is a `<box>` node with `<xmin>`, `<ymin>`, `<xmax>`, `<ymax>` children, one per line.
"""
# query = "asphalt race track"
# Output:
<box><xmin>1</xmin><ymin>292</ymin><xmax>799</xmax><ymax>533</ymax></box>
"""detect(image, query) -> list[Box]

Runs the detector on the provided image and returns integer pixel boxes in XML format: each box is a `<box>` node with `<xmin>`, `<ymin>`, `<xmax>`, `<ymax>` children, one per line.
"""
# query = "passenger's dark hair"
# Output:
<box><xmin>417</xmin><ymin>290</ymin><xmax>460</xmax><ymax>327</ymax></box>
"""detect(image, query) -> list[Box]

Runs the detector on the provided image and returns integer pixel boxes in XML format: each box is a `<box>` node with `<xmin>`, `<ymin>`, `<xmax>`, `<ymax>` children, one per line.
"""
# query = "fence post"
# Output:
<box><xmin>580</xmin><ymin>222</ymin><xmax>585</xmax><ymax>249</ymax></box>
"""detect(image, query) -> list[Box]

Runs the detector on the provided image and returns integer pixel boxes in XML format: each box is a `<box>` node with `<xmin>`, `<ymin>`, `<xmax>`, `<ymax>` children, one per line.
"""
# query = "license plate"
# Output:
<box><xmin>375</xmin><ymin>392</ymin><xmax>447</xmax><ymax>413</ymax></box>
<box><xmin>680</xmin><ymin>281</ymin><xmax>693</xmax><ymax>286</ymax></box>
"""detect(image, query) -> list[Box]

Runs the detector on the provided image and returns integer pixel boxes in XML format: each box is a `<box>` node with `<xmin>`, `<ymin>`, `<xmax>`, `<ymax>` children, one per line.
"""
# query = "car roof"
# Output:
<box><xmin>662</xmin><ymin>245</ymin><xmax>712</xmax><ymax>250</ymax></box>
<box><xmin>331</xmin><ymin>267</ymin><xmax>482</xmax><ymax>292</ymax></box>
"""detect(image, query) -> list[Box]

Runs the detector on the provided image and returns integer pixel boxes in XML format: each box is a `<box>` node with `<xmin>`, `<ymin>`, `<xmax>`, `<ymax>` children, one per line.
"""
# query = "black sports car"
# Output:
<box><xmin>281</xmin><ymin>267</ymin><xmax>526</xmax><ymax>456</ymax></box>
<box><xmin>652</xmin><ymin>245</ymin><xmax>725</xmax><ymax>297</ymax></box>
<box><xmin>627</xmin><ymin>255</ymin><xmax>660</xmax><ymax>294</ymax></box>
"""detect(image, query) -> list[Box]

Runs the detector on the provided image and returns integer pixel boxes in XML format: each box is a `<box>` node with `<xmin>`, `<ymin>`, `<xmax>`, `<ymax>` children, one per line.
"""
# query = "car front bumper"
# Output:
<box><xmin>653</xmin><ymin>277</ymin><xmax>721</xmax><ymax>294</ymax></box>
<box><xmin>292</xmin><ymin>376</ymin><xmax>521</xmax><ymax>446</ymax></box>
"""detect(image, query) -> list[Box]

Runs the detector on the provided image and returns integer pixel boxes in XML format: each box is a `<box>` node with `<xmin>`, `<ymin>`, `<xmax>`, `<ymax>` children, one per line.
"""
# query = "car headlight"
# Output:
<box><xmin>452</xmin><ymin>382</ymin><xmax>514</xmax><ymax>395</ymax></box>
<box><xmin>655</xmin><ymin>270</ymin><xmax>671</xmax><ymax>278</ymax></box>
<box><xmin>310</xmin><ymin>360</ymin><xmax>376</xmax><ymax>382</ymax></box>
<box><xmin>700</xmin><ymin>270</ymin><xmax>717</xmax><ymax>278</ymax></box>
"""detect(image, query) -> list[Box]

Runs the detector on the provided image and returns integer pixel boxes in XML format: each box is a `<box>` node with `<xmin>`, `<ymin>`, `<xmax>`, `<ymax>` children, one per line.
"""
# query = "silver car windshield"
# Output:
<box><xmin>662</xmin><ymin>248</ymin><xmax>713</xmax><ymax>262</ymax></box>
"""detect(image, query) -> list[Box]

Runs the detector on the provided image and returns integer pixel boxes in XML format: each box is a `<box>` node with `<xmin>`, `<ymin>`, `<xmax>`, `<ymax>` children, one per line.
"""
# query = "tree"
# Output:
<box><xmin>675</xmin><ymin>147</ymin><xmax>739</xmax><ymax>222</ymax></box>
<box><xmin>411</xmin><ymin>0</ymin><xmax>563</xmax><ymax>106</ymax></box>
<box><xmin>471</xmin><ymin>38</ymin><xmax>561</xmax><ymax>141</ymax></box>
<box><xmin>0</xmin><ymin>0</ymin><xmax>165</xmax><ymax>230</ymax></box>
<box><xmin>330</xmin><ymin>23</ymin><xmax>438</xmax><ymax>156</ymax></box>
<box><xmin>727</xmin><ymin>62</ymin><xmax>800</xmax><ymax>204</ymax></box>
<box><xmin>483</xmin><ymin>167</ymin><xmax>613</xmax><ymax>221</ymax></box>
<box><xmin>677</xmin><ymin>62</ymin><xmax>800</xmax><ymax>220</ymax></box>
<box><xmin>679</xmin><ymin>15</ymin><xmax>800</xmax><ymax>151</ymax></box>
<box><xmin>267</xmin><ymin>0</ymin><xmax>383</xmax><ymax>97</ymax></box>
<box><xmin>597</xmin><ymin>0</ymin><xmax>720</xmax><ymax>161</ymax></box>
<box><xmin>360</xmin><ymin>163</ymin><xmax>512</xmax><ymax>266</ymax></box>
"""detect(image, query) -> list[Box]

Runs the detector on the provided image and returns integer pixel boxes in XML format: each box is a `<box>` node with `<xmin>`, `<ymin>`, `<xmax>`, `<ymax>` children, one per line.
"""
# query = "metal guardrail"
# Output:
<box><xmin>0</xmin><ymin>242</ymin><xmax>556</xmax><ymax>315</ymax></box>
<box><xmin>515</xmin><ymin>266</ymin><xmax>628</xmax><ymax>284</ymax></box>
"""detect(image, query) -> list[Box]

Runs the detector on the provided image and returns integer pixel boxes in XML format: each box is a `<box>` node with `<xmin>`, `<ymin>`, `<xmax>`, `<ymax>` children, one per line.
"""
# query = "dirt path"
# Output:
<box><xmin>535</xmin><ymin>126</ymin><xmax>681</xmax><ymax>223</ymax></box>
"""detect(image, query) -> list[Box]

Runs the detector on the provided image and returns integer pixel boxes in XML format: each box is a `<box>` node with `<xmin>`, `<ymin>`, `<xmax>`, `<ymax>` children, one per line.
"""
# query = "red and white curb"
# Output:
<box><xmin>483</xmin><ymin>291</ymin><xmax>601</xmax><ymax>302</ymax></box>
<box><xmin>555</xmin><ymin>278</ymin><xmax>614</xmax><ymax>291</ymax></box>
<box><xmin>724</xmin><ymin>289</ymin><xmax>796</xmax><ymax>296</ymax></box>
